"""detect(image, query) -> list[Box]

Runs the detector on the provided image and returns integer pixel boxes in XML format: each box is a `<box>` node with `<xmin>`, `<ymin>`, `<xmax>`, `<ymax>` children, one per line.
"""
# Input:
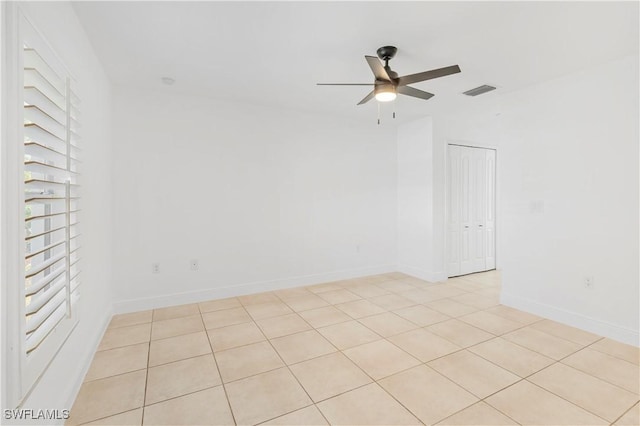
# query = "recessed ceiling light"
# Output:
<box><xmin>161</xmin><ymin>77</ymin><xmax>175</xmax><ymax>85</ymax></box>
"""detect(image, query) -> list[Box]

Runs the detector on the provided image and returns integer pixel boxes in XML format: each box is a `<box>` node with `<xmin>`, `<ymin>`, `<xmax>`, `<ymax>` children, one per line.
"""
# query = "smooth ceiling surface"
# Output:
<box><xmin>72</xmin><ymin>1</ymin><xmax>638</xmax><ymax>120</ymax></box>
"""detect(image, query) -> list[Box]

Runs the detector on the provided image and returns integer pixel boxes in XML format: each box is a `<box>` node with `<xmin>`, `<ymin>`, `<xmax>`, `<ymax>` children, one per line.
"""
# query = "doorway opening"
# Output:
<box><xmin>446</xmin><ymin>144</ymin><xmax>496</xmax><ymax>277</ymax></box>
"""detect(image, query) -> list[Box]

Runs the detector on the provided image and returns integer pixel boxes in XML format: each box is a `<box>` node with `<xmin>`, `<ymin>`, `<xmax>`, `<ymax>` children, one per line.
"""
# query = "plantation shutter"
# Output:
<box><xmin>21</xmin><ymin>17</ymin><xmax>81</xmax><ymax>388</ymax></box>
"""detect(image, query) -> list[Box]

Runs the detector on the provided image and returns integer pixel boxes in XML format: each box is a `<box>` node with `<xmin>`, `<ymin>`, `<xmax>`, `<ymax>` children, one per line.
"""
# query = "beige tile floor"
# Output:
<box><xmin>68</xmin><ymin>271</ymin><xmax>640</xmax><ymax>425</ymax></box>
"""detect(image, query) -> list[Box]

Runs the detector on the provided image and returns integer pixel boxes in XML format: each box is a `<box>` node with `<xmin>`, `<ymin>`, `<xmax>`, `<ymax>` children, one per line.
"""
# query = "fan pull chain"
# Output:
<box><xmin>393</xmin><ymin>98</ymin><xmax>396</xmax><ymax>119</ymax></box>
<box><xmin>377</xmin><ymin>102</ymin><xmax>381</xmax><ymax>125</ymax></box>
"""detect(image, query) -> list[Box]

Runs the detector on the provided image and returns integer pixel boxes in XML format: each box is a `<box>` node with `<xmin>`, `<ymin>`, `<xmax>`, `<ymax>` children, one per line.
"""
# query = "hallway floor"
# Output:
<box><xmin>68</xmin><ymin>271</ymin><xmax>639</xmax><ymax>425</ymax></box>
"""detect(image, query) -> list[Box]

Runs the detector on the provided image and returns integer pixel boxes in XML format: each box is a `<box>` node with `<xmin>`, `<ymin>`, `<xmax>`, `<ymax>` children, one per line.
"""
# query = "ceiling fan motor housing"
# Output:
<box><xmin>376</xmin><ymin>46</ymin><xmax>397</xmax><ymax>61</ymax></box>
<box><xmin>377</xmin><ymin>46</ymin><xmax>399</xmax><ymax>79</ymax></box>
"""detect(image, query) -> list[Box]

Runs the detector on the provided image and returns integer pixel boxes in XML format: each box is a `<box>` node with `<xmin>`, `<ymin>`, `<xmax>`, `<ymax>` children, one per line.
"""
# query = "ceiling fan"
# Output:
<box><xmin>317</xmin><ymin>46</ymin><xmax>461</xmax><ymax>105</ymax></box>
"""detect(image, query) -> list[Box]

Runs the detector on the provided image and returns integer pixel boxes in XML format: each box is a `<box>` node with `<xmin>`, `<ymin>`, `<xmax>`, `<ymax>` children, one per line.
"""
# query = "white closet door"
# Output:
<box><xmin>471</xmin><ymin>148</ymin><xmax>487</xmax><ymax>272</ymax></box>
<box><xmin>459</xmin><ymin>147</ymin><xmax>475</xmax><ymax>275</ymax></box>
<box><xmin>485</xmin><ymin>149</ymin><xmax>496</xmax><ymax>269</ymax></box>
<box><xmin>447</xmin><ymin>145</ymin><xmax>496</xmax><ymax>277</ymax></box>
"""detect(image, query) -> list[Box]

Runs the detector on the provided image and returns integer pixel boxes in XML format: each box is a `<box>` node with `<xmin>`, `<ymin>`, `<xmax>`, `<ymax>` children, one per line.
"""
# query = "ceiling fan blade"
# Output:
<box><xmin>365</xmin><ymin>56</ymin><xmax>391</xmax><ymax>81</ymax></box>
<box><xmin>398</xmin><ymin>65</ymin><xmax>461</xmax><ymax>86</ymax></box>
<box><xmin>317</xmin><ymin>83</ymin><xmax>374</xmax><ymax>86</ymax></box>
<box><xmin>398</xmin><ymin>85</ymin><xmax>435</xmax><ymax>101</ymax></box>
<box><xmin>357</xmin><ymin>90</ymin><xmax>375</xmax><ymax>105</ymax></box>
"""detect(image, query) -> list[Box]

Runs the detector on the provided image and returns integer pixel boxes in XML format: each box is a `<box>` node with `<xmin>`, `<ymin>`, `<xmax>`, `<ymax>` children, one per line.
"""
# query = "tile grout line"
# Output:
<box><xmin>140</xmin><ymin>314</ymin><xmax>153</xmax><ymax>425</ymax></box>
<box><xmin>139</xmin><ymin>322</ymin><xmax>418</xmax><ymax>388</ymax></box>
<box><xmin>253</xmin><ymin>312</ymin><xmax>314</xmax><ymax>341</ymax></box>
<box><xmin>588</xmin><ymin>345</ymin><xmax>640</xmax><ymax>366</ymax></box>
<box><xmin>369</xmin><ymin>280</ymin><xmax>630</xmax><ymax>424</ymax></box>
<box><xmin>315</xmin><ymin>319</ymin><xmax>430</xmax><ymax>424</ymax></box>
<box><xmin>74</xmin><ymin>408</ymin><xmax>140</xmax><ymax>426</ymax></box>
<box><xmin>73</xmin><ymin>272</ymin><xmax>638</xmax><ymax>425</ymax></box>
<box><xmin>82</xmin><ymin>366</ymin><xmax>148</xmax><ymax>384</ymax></box>
<box><xmin>423</xmin><ymin>300</ymin><xmax>638</xmax><ymax>422</ymax></box>
<box><xmin>95</xmin><ymin>323</ymin><xmax>153</xmax><ymax>352</ymax></box>
<box><xmin>418</xmin><ymin>340</ymin><xmax>530</xmax><ymax>425</ymax></box>
<box><xmin>520</xmin><ymin>340</ymin><xmax>640</xmax><ymax>420</ymax></box>
<box><xmin>237</xmin><ymin>289</ymin><xmax>383</xmax><ymax>424</ymax></box>
<box><xmin>260</xmin><ymin>330</ymin><xmax>334</xmax><ymax>425</ymax></box>
<box><xmin>147</xmin><ymin>328</ymin><xmax>208</xmax><ymax>346</ymax></box>
<box><xmin>146</xmin><ymin>310</ymin><xmax>631</xmax><ymax>425</ymax></box>
<box><xmin>551</xmin><ymin>337</ymin><xmax>640</xmax><ymax>394</ymax></box>
<box><xmin>472</xmin><ymin>337</ymin><xmax>630</xmax><ymax>424</ymax></box>
<box><xmin>199</xmin><ymin>305</ymin><xmax>238</xmax><ymax>426</ymax></box>
<box><xmin>97</xmin><ymin>291</ymin><xmax>505</xmax><ymax>381</ymax></box>
<box><xmin>433</xmin><ymin>383</ymin><xmax>524</xmax><ymax>425</ymax></box>
<box><xmin>269</xmin><ymin>282</ymin><xmax>428</xmax><ymax>424</ymax></box>
<box><xmin>141</xmin><ymin>384</ymin><xmax>218</xmax><ymax>409</ymax></box>
<box><xmin>610</xmin><ymin>401</ymin><xmax>639</xmax><ymax>425</ymax></box>
<box><xmin>105</xmin><ymin>320</ymin><xmax>152</xmax><ymax>331</ymax></box>
<box><xmin>256</xmin><ymin>291</ymin><xmax>338</xmax><ymax>424</ymax></box>
<box><xmin>329</xmin><ymin>355</ymin><xmax>427</xmax><ymax>425</ymax></box>
<box><xmin>519</xmin><ymin>379</ymin><xmax>612</xmax><ymax>424</ymax></box>
<box><xmin>383</xmin><ymin>361</ymin><xmax>478</xmax><ymax>425</ymax></box>
<box><xmin>206</xmin><ymin>323</ymin><xmax>268</xmax><ymax>353</ymax></box>
<box><xmin>77</xmin><ymin>332</ymin><xmax>152</xmax><ymax>425</ymax></box>
<box><xmin>253</xmin><ymin>403</ymin><xmax>320</xmax><ymax>425</ymax></box>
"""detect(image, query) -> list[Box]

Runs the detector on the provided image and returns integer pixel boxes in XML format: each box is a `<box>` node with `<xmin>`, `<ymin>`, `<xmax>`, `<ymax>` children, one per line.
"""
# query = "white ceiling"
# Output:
<box><xmin>72</xmin><ymin>1</ymin><xmax>639</xmax><ymax>121</ymax></box>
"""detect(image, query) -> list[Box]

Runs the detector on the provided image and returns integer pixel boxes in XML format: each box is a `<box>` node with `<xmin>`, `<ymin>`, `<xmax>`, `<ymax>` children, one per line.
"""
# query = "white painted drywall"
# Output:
<box><xmin>110</xmin><ymin>88</ymin><xmax>397</xmax><ymax>312</ymax></box>
<box><xmin>496</xmin><ymin>55</ymin><xmax>639</xmax><ymax>345</ymax></box>
<box><xmin>399</xmin><ymin>55</ymin><xmax>639</xmax><ymax>344</ymax></box>
<box><xmin>396</xmin><ymin>117</ymin><xmax>443</xmax><ymax>281</ymax></box>
<box><xmin>1</xmin><ymin>1</ymin><xmax>114</xmax><ymax>413</ymax></box>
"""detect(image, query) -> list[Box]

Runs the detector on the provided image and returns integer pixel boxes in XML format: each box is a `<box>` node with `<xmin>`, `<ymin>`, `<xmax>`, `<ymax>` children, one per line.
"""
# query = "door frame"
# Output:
<box><xmin>444</xmin><ymin>140</ymin><xmax>500</xmax><ymax>278</ymax></box>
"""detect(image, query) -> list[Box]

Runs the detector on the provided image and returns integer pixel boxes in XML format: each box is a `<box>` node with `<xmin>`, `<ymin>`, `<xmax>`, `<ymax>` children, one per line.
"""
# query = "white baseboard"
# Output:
<box><xmin>397</xmin><ymin>264</ymin><xmax>447</xmax><ymax>283</ymax></box>
<box><xmin>113</xmin><ymin>264</ymin><xmax>396</xmax><ymax>314</ymax></box>
<box><xmin>501</xmin><ymin>292</ymin><xmax>639</xmax><ymax>347</ymax></box>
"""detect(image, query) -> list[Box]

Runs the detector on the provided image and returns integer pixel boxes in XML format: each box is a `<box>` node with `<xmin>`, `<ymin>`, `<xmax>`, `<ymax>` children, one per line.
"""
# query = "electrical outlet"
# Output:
<box><xmin>584</xmin><ymin>276</ymin><xmax>594</xmax><ymax>289</ymax></box>
<box><xmin>190</xmin><ymin>259</ymin><xmax>199</xmax><ymax>271</ymax></box>
<box><xmin>152</xmin><ymin>263</ymin><xmax>160</xmax><ymax>274</ymax></box>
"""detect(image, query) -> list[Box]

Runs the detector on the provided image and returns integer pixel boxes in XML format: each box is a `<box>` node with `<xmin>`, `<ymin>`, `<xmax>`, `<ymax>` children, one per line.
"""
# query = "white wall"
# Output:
<box><xmin>497</xmin><ymin>55</ymin><xmax>639</xmax><ymax>345</ymax></box>
<box><xmin>1</xmin><ymin>1</ymin><xmax>114</xmax><ymax>413</ymax></box>
<box><xmin>111</xmin><ymin>88</ymin><xmax>397</xmax><ymax>312</ymax></box>
<box><xmin>399</xmin><ymin>55</ymin><xmax>639</xmax><ymax>345</ymax></box>
<box><xmin>397</xmin><ymin>117</ymin><xmax>443</xmax><ymax>281</ymax></box>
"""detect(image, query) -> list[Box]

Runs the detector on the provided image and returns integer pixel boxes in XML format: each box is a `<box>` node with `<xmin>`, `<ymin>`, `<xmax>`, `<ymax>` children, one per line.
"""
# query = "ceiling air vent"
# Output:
<box><xmin>463</xmin><ymin>85</ymin><xmax>496</xmax><ymax>96</ymax></box>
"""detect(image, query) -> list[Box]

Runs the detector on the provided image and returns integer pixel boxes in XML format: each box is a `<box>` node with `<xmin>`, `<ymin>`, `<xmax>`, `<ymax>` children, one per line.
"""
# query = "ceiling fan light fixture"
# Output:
<box><xmin>374</xmin><ymin>85</ymin><xmax>397</xmax><ymax>102</ymax></box>
<box><xmin>316</xmin><ymin>45</ymin><xmax>460</xmax><ymax>107</ymax></box>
